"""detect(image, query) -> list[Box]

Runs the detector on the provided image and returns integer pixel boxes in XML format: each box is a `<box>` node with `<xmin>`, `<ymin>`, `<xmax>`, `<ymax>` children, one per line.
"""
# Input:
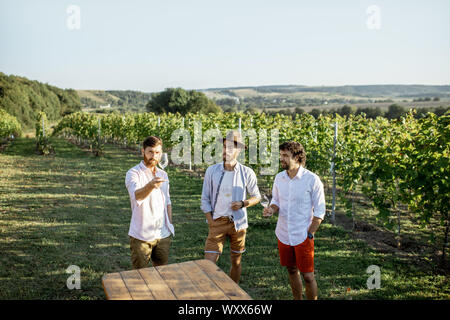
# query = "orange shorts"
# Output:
<box><xmin>278</xmin><ymin>238</ymin><xmax>314</xmax><ymax>273</ymax></box>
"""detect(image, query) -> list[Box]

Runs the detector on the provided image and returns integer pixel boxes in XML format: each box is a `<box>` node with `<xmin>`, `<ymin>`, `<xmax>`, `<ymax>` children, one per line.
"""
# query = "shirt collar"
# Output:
<box><xmin>139</xmin><ymin>160</ymin><xmax>159</xmax><ymax>175</ymax></box>
<box><xmin>283</xmin><ymin>165</ymin><xmax>305</xmax><ymax>180</ymax></box>
<box><xmin>220</xmin><ymin>161</ymin><xmax>240</xmax><ymax>172</ymax></box>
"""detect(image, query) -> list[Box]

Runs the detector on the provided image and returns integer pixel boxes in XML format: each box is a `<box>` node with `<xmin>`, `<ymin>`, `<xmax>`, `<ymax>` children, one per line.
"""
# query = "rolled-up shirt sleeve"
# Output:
<box><xmin>200</xmin><ymin>167</ymin><xmax>213</xmax><ymax>213</ymax></box>
<box><xmin>246</xmin><ymin>169</ymin><xmax>261</xmax><ymax>199</ymax></box>
<box><xmin>125</xmin><ymin>170</ymin><xmax>145</xmax><ymax>207</ymax></box>
<box><xmin>270</xmin><ymin>175</ymin><xmax>280</xmax><ymax>208</ymax></box>
<box><xmin>311</xmin><ymin>177</ymin><xmax>326</xmax><ymax>220</ymax></box>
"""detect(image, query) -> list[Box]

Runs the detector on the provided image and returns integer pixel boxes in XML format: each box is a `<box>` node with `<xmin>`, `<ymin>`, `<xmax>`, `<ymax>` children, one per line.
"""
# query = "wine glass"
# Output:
<box><xmin>260</xmin><ymin>194</ymin><xmax>270</xmax><ymax>208</ymax></box>
<box><xmin>159</xmin><ymin>153</ymin><xmax>169</xmax><ymax>169</ymax></box>
<box><xmin>261</xmin><ymin>194</ymin><xmax>273</xmax><ymax>218</ymax></box>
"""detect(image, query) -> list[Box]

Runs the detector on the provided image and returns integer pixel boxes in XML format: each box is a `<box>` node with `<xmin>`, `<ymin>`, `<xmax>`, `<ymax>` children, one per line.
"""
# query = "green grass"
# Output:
<box><xmin>0</xmin><ymin>138</ymin><xmax>448</xmax><ymax>299</ymax></box>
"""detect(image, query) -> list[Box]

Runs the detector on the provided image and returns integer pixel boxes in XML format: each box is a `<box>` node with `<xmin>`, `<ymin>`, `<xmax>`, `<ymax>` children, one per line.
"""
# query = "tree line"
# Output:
<box><xmin>1</xmin><ymin>71</ymin><xmax>447</xmax><ymax>128</ymax></box>
<box><xmin>262</xmin><ymin>104</ymin><xmax>450</xmax><ymax>120</ymax></box>
<box><xmin>145</xmin><ymin>88</ymin><xmax>449</xmax><ymax>119</ymax></box>
<box><xmin>0</xmin><ymin>72</ymin><xmax>82</xmax><ymax>128</ymax></box>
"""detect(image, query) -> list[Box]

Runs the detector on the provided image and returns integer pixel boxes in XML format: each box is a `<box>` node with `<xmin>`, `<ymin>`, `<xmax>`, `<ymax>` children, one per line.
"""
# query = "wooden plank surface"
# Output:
<box><xmin>178</xmin><ymin>260</ymin><xmax>230</xmax><ymax>300</ymax></box>
<box><xmin>138</xmin><ymin>267</ymin><xmax>177</xmax><ymax>300</ymax></box>
<box><xmin>120</xmin><ymin>270</ymin><xmax>154</xmax><ymax>300</ymax></box>
<box><xmin>195</xmin><ymin>259</ymin><xmax>252</xmax><ymax>300</ymax></box>
<box><xmin>102</xmin><ymin>272</ymin><xmax>133</xmax><ymax>300</ymax></box>
<box><xmin>102</xmin><ymin>259</ymin><xmax>252</xmax><ymax>300</ymax></box>
<box><xmin>156</xmin><ymin>263</ymin><xmax>206</xmax><ymax>299</ymax></box>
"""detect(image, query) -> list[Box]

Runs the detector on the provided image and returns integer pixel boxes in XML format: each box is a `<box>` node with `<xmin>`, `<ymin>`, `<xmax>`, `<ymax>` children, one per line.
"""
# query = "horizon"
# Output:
<box><xmin>1</xmin><ymin>0</ymin><xmax>449</xmax><ymax>92</ymax></box>
<box><xmin>2</xmin><ymin>70</ymin><xmax>450</xmax><ymax>93</ymax></box>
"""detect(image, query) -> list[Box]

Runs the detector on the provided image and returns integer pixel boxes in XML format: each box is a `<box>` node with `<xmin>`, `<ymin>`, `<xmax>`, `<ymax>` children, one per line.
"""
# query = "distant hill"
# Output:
<box><xmin>78</xmin><ymin>90</ymin><xmax>152</xmax><ymax>112</ymax></box>
<box><xmin>0</xmin><ymin>72</ymin><xmax>82</xmax><ymax>128</ymax></box>
<box><xmin>2</xmin><ymin>73</ymin><xmax>447</xmax><ymax>126</ymax></box>
<box><xmin>76</xmin><ymin>84</ymin><xmax>450</xmax><ymax>113</ymax></box>
<box><xmin>197</xmin><ymin>84</ymin><xmax>450</xmax><ymax>111</ymax></box>
<box><xmin>201</xmin><ymin>84</ymin><xmax>450</xmax><ymax>98</ymax></box>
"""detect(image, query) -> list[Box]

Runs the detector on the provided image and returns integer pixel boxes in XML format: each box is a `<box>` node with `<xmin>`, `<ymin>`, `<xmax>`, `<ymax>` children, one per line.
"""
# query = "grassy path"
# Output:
<box><xmin>0</xmin><ymin>138</ymin><xmax>448</xmax><ymax>299</ymax></box>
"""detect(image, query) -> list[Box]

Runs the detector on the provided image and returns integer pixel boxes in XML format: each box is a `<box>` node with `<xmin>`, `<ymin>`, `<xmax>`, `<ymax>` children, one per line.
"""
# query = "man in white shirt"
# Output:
<box><xmin>125</xmin><ymin>136</ymin><xmax>174</xmax><ymax>269</ymax></box>
<box><xmin>201</xmin><ymin>130</ymin><xmax>261</xmax><ymax>283</ymax></box>
<box><xmin>263</xmin><ymin>141</ymin><xmax>326</xmax><ymax>300</ymax></box>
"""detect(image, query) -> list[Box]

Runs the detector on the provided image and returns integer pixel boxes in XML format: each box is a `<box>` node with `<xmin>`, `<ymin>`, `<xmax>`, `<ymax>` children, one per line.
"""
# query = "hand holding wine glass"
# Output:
<box><xmin>260</xmin><ymin>194</ymin><xmax>269</xmax><ymax>208</ymax></box>
<box><xmin>261</xmin><ymin>194</ymin><xmax>273</xmax><ymax>218</ymax></box>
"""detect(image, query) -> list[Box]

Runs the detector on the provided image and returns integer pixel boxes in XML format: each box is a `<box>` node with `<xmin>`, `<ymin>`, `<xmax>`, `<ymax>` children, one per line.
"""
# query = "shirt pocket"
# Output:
<box><xmin>297</xmin><ymin>190</ymin><xmax>311</xmax><ymax>209</ymax></box>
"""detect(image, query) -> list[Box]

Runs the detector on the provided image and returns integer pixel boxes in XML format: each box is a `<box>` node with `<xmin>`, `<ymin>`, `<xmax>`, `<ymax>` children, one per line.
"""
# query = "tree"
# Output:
<box><xmin>216</xmin><ymin>98</ymin><xmax>238</xmax><ymax>106</ymax></box>
<box><xmin>146</xmin><ymin>88</ymin><xmax>189</xmax><ymax>114</ymax></box>
<box><xmin>385</xmin><ymin>104</ymin><xmax>406</xmax><ymax>120</ymax></box>
<box><xmin>434</xmin><ymin>106</ymin><xmax>449</xmax><ymax>117</ymax></box>
<box><xmin>187</xmin><ymin>90</ymin><xmax>221</xmax><ymax>114</ymax></box>
<box><xmin>0</xmin><ymin>72</ymin><xmax>82</xmax><ymax>128</ymax></box>
<box><xmin>294</xmin><ymin>107</ymin><xmax>305</xmax><ymax>114</ymax></box>
<box><xmin>245</xmin><ymin>106</ymin><xmax>259</xmax><ymax>114</ymax></box>
<box><xmin>146</xmin><ymin>88</ymin><xmax>221</xmax><ymax>115</ymax></box>
<box><xmin>278</xmin><ymin>109</ymin><xmax>292</xmax><ymax>116</ymax></box>
<box><xmin>338</xmin><ymin>105</ymin><xmax>356</xmax><ymax>117</ymax></box>
<box><xmin>414</xmin><ymin>107</ymin><xmax>433</xmax><ymax>118</ymax></box>
<box><xmin>224</xmin><ymin>105</ymin><xmax>238</xmax><ymax>113</ymax></box>
<box><xmin>309</xmin><ymin>108</ymin><xmax>321</xmax><ymax>119</ymax></box>
<box><xmin>356</xmin><ymin>107</ymin><xmax>383</xmax><ymax>119</ymax></box>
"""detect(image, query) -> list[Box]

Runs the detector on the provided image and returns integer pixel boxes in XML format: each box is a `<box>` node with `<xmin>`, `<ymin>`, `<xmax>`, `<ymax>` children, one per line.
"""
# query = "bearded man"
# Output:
<box><xmin>125</xmin><ymin>136</ymin><xmax>174</xmax><ymax>269</ymax></box>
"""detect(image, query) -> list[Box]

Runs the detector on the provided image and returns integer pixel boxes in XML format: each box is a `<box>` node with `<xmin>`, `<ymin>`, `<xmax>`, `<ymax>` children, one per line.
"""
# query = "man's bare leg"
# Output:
<box><xmin>287</xmin><ymin>266</ymin><xmax>303</xmax><ymax>300</ymax></box>
<box><xmin>301</xmin><ymin>272</ymin><xmax>318</xmax><ymax>300</ymax></box>
<box><xmin>230</xmin><ymin>252</ymin><xmax>242</xmax><ymax>283</ymax></box>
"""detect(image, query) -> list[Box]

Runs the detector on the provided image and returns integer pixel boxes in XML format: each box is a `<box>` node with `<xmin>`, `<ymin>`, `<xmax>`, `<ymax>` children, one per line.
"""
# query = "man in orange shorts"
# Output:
<box><xmin>201</xmin><ymin>130</ymin><xmax>261</xmax><ymax>283</ymax></box>
<box><xmin>263</xmin><ymin>141</ymin><xmax>325</xmax><ymax>300</ymax></box>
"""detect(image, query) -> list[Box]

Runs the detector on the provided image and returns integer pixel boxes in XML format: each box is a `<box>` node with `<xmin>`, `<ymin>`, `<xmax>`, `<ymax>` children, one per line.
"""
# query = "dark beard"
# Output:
<box><xmin>144</xmin><ymin>155</ymin><xmax>158</xmax><ymax>167</ymax></box>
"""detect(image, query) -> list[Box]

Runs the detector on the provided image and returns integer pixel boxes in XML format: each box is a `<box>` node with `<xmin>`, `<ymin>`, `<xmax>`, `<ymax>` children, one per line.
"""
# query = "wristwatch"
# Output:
<box><xmin>241</xmin><ymin>200</ymin><xmax>245</xmax><ymax>208</ymax></box>
<box><xmin>308</xmin><ymin>232</ymin><xmax>314</xmax><ymax>239</ymax></box>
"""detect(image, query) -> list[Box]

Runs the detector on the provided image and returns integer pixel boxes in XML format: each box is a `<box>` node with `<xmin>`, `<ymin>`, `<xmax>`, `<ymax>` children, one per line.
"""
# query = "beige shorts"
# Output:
<box><xmin>205</xmin><ymin>217</ymin><xmax>246</xmax><ymax>255</ymax></box>
<box><xmin>130</xmin><ymin>235</ymin><xmax>172</xmax><ymax>269</ymax></box>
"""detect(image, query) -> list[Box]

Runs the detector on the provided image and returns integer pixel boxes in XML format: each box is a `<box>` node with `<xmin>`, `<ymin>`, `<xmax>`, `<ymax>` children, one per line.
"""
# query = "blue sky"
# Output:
<box><xmin>1</xmin><ymin>0</ymin><xmax>449</xmax><ymax>92</ymax></box>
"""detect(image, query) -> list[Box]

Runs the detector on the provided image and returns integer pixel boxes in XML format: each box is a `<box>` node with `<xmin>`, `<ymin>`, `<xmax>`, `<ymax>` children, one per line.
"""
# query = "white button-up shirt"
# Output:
<box><xmin>125</xmin><ymin>161</ymin><xmax>174</xmax><ymax>242</ymax></box>
<box><xmin>271</xmin><ymin>166</ymin><xmax>326</xmax><ymax>246</ymax></box>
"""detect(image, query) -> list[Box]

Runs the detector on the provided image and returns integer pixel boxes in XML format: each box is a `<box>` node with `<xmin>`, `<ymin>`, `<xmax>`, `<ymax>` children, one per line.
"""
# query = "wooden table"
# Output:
<box><xmin>102</xmin><ymin>259</ymin><xmax>252</xmax><ymax>300</ymax></box>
